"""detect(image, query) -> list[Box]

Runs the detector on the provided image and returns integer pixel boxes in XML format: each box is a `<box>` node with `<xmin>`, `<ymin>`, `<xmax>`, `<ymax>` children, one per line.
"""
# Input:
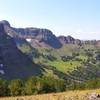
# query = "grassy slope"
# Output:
<box><xmin>18</xmin><ymin>43</ymin><xmax>100</xmax><ymax>82</ymax></box>
<box><xmin>1</xmin><ymin>89</ymin><xmax>100</xmax><ymax>100</ymax></box>
<box><xmin>32</xmin><ymin>44</ymin><xmax>89</xmax><ymax>73</ymax></box>
<box><xmin>45</xmin><ymin>60</ymin><xmax>81</xmax><ymax>73</ymax></box>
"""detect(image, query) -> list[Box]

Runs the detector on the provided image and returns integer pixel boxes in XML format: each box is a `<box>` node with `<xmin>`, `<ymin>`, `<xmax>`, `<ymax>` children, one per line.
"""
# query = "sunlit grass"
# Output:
<box><xmin>46</xmin><ymin>60</ymin><xmax>81</xmax><ymax>73</ymax></box>
<box><xmin>1</xmin><ymin>89</ymin><xmax>100</xmax><ymax>100</ymax></box>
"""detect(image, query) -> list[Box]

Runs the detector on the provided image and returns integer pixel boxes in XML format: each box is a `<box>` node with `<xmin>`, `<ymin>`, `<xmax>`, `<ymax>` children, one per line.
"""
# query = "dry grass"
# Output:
<box><xmin>0</xmin><ymin>89</ymin><xmax>100</xmax><ymax>100</ymax></box>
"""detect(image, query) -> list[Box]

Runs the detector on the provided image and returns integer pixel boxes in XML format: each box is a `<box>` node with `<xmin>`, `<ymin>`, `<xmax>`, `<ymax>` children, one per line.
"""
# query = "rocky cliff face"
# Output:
<box><xmin>1</xmin><ymin>21</ymin><xmax>62</xmax><ymax>49</ymax></box>
<box><xmin>0</xmin><ymin>22</ymin><xmax>41</xmax><ymax>80</ymax></box>
<box><xmin>58</xmin><ymin>35</ymin><xmax>75</xmax><ymax>44</ymax></box>
<box><xmin>58</xmin><ymin>35</ymin><xmax>83</xmax><ymax>45</ymax></box>
<box><xmin>58</xmin><ymin>35</ymin><xmax>98</xmax><ymax>46</ymax></box>
<box><xmin>0</xmin><ymin>20</ymin><xmax>99</xmax><ymax>49</ymax></box>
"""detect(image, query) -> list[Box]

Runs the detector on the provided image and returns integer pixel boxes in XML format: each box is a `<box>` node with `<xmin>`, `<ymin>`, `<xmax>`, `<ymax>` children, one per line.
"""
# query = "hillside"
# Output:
<box><xmin>0</xmin><ymin>20</ymin><xmax>100</xmax><ymax>83</ymax></box>
<box><xmin>0</xmin><ymin>20</ymin><xmax>100</xmax><ymax>98</ymax></box>
<box><xmin>0</xmin><ymin>21</ymin><xmax>42</xmax><ymax>80</ymax></box>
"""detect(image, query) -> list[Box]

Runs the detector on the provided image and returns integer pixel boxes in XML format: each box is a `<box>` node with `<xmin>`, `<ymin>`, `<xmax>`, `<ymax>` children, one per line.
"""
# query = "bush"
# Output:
<box><xmin>8</xmin><ymin>79</ymin><xmax>24</xmax><ymax>96</ymax></box>
<box><xmin>0</xmin><ymin>79</ymin><xmax>8</xmax><ymax>96</ymax></box>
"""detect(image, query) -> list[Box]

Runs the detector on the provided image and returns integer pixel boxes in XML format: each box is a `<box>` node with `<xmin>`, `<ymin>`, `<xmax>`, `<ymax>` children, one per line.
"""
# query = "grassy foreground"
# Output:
<box><xmin>0</xmin><ymin>89</ymin><xmax>100</xmax><ymax>100</ymax></box>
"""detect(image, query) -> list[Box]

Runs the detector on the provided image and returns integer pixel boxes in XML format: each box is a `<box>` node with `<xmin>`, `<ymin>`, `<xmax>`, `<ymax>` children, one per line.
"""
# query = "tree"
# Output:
<box><xmin>53</xmin><ymin>78</ymin><xmax>66</xmax><ymax>92</ymax></box>
<box><xmin>41</xmin><ymin>76</ymin><xmax>66</xmax><ymax>93</ymax></box>
<box><xmin>0</xmin><ymin>79</ymin><xmax>8</xmax><ymax>96</ymax></box>
<box><xmin>24</xmin><ymin>76</ymin><xmax>42</xmax><ymax>95</ymax></box>
<box><xmin>8</xmin><ymin>79</ymin><xmax>23</xmax><ymax>96</ymax></box>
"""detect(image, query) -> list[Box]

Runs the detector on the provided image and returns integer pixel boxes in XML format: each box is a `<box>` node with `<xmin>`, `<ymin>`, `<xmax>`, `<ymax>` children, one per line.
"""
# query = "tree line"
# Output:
<box><xmin>1</xmin><ymin>75</ymin><xmax>100</xmax><ymax>97</ymax></box>
<box><xmin>67</xmin><ymin>78</ymin><xmax>100</xmax><ymax>90</ymax></box>
<box><xmin>0</xmin><ymin>76</ymin><xmax>66</xmax><ymax>97</ymax></box>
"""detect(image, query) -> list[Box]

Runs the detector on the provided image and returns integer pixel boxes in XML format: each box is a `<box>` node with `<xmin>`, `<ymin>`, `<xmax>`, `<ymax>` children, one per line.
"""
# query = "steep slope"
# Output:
<box><xmin>0</xmin><ymin>22</ymin><xmax>42</xmax><ymax>80</ymax></box>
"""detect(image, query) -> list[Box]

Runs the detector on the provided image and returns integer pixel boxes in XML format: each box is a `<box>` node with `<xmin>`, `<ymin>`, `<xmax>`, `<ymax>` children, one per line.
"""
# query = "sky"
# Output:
<box><xmin>0</xmin><ymin>0</ymin><xmax>100</xmax><ymax>40</ymax></box>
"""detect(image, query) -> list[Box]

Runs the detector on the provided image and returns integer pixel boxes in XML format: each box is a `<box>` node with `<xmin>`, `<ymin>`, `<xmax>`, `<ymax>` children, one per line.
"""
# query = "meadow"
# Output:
<box><xmin>1</xmin><ymin>89</ymin><xmax>100</xmax><ymax>100</ymax></box>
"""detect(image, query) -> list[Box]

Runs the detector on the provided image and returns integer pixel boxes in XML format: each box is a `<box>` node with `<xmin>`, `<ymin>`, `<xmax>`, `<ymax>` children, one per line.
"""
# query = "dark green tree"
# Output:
<box><xmin>0</xmin><ymin>79</ymin><xmax>8</xmax><ymax>96</ymax></box>
<box><xmin>8</xmin><ymin>79</ymin><xmax>23</xmax><ymax>96</ymax></box>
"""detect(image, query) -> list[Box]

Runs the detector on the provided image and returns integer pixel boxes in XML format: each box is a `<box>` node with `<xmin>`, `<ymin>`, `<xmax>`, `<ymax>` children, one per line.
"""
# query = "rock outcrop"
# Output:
<box><xmin>1</xmin><ymin>21</ymin><xmax>62</xmax><ymax>49</ymax></box>
<box><xmin>58</xmin><ymin>35</ymin><xmax>83</xmax><ymax>45</ymax></box>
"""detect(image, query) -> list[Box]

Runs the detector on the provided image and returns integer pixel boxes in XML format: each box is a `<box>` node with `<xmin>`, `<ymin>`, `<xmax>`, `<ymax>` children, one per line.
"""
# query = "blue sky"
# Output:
<box><xmin>0</xmin><ymin>0</ymin><xmax>100</xmax><ymax>40</ymax></box>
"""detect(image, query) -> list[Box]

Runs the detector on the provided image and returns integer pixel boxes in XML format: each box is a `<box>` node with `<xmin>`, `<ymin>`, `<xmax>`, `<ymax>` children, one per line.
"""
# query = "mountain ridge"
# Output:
<box><xmin>0</xmin><ymin>20</ymin><xmax>99</xmax><ymax>49</ymax></box>
<box><xmin>0</xmin><ymin>20</ymin><xmax>100</xmax><ymax>82</ymax></box>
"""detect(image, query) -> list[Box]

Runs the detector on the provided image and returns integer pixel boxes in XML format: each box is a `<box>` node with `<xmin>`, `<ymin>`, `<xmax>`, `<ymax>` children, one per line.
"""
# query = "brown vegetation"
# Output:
<box><xmin>1</xmin><ymin>89</ymin><xmax>100</xmax><ymax>100</ymax></box>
